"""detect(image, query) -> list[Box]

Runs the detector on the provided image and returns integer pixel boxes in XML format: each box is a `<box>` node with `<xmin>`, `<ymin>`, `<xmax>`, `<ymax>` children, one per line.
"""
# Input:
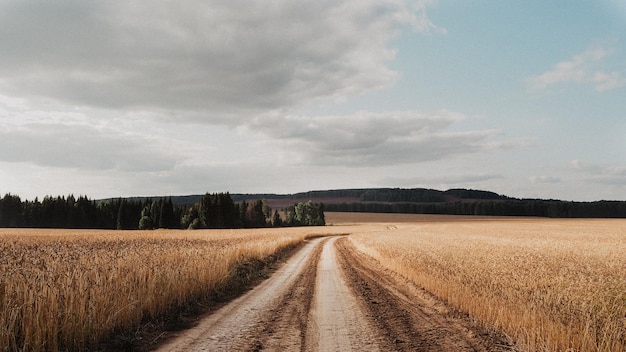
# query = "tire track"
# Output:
<box><xmin>154</xmin><ymin>235</ymin><xmax>513</xmax><ymax>352</ymax></box>
<box><xmin>335</xmin><ymin>237</ymin><xmax>516</xmax><ymax>352</ymax></box>
<box><xmin>246</xmin><ymin>237</ymin><xmax>323</xmax><ymax>351</ymax></box>
<box><xmin>155</xmin><ymin>237</ymin><xmax>325</xmax><ymax>352</ymax></box>
<box><xmin>304</xmin><ymin>237</ymin><xmax>382</xmax><ymax>351</ymax></box>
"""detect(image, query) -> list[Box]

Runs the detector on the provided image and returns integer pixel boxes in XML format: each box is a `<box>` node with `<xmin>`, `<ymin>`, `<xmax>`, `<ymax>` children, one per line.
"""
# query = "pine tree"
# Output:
<box><xmin>272</xmin><ymin>210</ymin><xmax>283</xmax><ymax>227</ymax></box>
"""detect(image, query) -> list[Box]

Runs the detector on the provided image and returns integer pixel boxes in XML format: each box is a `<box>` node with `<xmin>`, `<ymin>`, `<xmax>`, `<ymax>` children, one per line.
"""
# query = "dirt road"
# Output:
<box><xmin>156</xmin><ymin>237</ymin><xmax>513</xmax><ymax>351</ymax></box>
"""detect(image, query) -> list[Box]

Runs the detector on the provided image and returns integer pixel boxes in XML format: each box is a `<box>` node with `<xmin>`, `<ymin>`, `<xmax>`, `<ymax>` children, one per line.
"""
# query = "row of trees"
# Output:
<box><xmin>178</xmin><ymin>196</ymin><xmax>325</xmax><ymax>229</ymax></box>
<box><xmin>0</xmin><ymin>193</ymin><xmax>326</xmax><ymax>229</ymax></box>
<box><xmin>0</xmin><ymin>194</ymin><xmax>183</xmax><ymax>229</ymax></box>
<box><xmin>325</xmin><ymin>199</ymin><xmax>626</xmax><ymax>218</ymax></box>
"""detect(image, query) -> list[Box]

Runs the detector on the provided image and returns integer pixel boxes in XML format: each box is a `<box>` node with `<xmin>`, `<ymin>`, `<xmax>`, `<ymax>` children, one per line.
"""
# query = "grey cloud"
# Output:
<box><xmin>0</xmin><ymin>122</ymin><xmax>178</xmax><ymax>172</ymax></box>
<box><xmin>585</xmin><ymin>166</ymin><xmax>626</xmax><ymax>186</ymax></box>
<box><xmin>0</xmin><ymin>0</ymin><xmax>432</xmax><ymax>122</ymax></box>
<box><xmin>592</xmin><ymin>175</ymin><xmax>626</xmax><ymax>186</ymax></box>
<box><xmin>530</xmin><ymin>175</ymin><xmax>561</xmax><ymax>184</ymax></box>
<box><xmin>568</xmin><ymin>160</ymin><xmax>626</xmax><ymax>188</ymax></box>
<box><xmin>381</xmin><ymin>173</ymin><xmax>504</xmax><ymax>187</ymax></box>
<box><xmin>250</xmin><ymin>110</ymin><xmax>514</xmax><ymax>167</ymax></box>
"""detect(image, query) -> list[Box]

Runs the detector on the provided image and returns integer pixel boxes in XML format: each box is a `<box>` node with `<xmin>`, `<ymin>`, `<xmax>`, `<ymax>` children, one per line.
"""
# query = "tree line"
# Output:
<box><xmin>325</xmin><ymin>199</ymin><xmax>626</xmax><ymax>218</ymax></box>
<box><xmin>0</xmin><ymin>193</ymin><xmax>325</xmax><ymax>229</ymax></box>
<box><xmin>277</xmin><ymin>188</ymin><xmax>510</xmax><ymax>203</ymax></box>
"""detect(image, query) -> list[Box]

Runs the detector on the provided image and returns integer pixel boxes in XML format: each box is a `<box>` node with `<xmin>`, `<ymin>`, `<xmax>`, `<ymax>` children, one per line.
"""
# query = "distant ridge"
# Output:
<box><xmin>98</xmin><ymin>187</ymin><xmax>626</xmax><ymax>218</ymax></box>
<box><xmin>101</xmin><ymin>188</ymin><xmax>626</xmax><ymax>218</ymax></box>
<box><xmin>101</xmin><ymin>188</ymin><xmax>510</xmax><ymax>207</ymax></box>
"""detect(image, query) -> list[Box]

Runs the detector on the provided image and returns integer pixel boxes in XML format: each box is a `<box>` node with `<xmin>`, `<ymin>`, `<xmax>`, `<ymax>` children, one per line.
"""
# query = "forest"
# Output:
<box><xmin>324</xmin><ymin>199</ymin><xmax>626</xmax><ymax>218</ymax></box>
<box><xmin>0</xmin><ymin>193</ymin><xmax>325</xmax><ymax>229</ymax></box>
<box><xmin>279</xmin><ymin>188</ymin><xmax>626</xmax><ymax>218</ymax></box>
<box><xmin>2</xmin><ymin>187</ymin><xmax>625</xmax><ymax>228</ymax></box>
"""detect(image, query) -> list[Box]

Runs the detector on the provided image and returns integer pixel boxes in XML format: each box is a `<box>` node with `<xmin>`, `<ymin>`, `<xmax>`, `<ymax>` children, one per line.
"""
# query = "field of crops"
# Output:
<box><xmin>2</xmin><ymin>215</ymin><xmax>625</xmax><ymax>352</ymax></box>
<box><xmin>347</xmin><ymin>217</ymin><xmax>626</xmax><ymax>352</ymax></box>
<box><xmin>0</xmin><ymin>227</ymin><xmax>344</xmax><ymax>352</ymax></box>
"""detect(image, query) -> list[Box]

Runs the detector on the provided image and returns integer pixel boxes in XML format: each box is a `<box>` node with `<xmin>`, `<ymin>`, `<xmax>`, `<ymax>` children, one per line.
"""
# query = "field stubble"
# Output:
<box><xmin>0</xmin><ymin>227</ymin><xmax>346</xmax><ymax>352</ymax></box>
<box><xmin>343</xmin><ymin>217</ymin><xmax>626</xmax><ymax>352</ymax></box>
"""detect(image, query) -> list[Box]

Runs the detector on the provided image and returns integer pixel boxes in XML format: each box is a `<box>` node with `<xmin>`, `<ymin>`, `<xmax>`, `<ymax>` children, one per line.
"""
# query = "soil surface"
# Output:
<box><xmin>155</xmin><ymin>236</ymin><xmax>516</xmax><ymax>352</ymax></box>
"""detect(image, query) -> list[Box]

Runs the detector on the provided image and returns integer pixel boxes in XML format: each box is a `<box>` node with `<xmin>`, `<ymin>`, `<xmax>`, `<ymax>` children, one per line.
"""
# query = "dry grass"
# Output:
<box><xmin>0</xmin><ymin>227</ymin><xmax>341</xmax><ymax>352</ymax></box>
<box><xmin>347</xmin><ymin>217</ymin><xmax>626</xmax><ymax>351</ymax></box>
<box><xmin>4</xmin><ymin>214</ymin><xmax>625</xmax><ymax>352</ymax></box>
<box><xmin>325</xmin><ymin>211</ymin><xmax>510</xmax><ymax>224</ymax></box>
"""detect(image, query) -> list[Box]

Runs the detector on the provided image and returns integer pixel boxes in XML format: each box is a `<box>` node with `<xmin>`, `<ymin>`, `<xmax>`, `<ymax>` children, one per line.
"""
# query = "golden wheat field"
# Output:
<box><xmin>2</xmin><ymin>214</ymin><xmax>626</xmax><ymax>352</ymax></box>
<box><xmin>338</xmin><ymin>215</ymin><xmax>626</xmax><ymax>352</ymax></box>
<box><xmin>0</xmin><ymin>227</ymin><xmax>347</xmax><ymax>352</ymax></box>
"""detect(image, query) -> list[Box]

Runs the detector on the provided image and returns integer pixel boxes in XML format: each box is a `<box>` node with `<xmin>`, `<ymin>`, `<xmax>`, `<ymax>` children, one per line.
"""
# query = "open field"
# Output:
<box><xmin>337</xmin><ymin>214</ymin><xmax>626</xmax><ymax>351</ymax></box>
<box><xmin>325</xmin><ymin>211</ymin><xmax>521</xmax><ymax>224</ymax></box>
<box><xmin>1</xmin><ymin>213</ymin><xmax>625</xmax><ymax>351</ymax></box>
<box><xmin>0</xmin><ymin>227</ymin><xmax>348</xmax><ymax>351</ymax></box>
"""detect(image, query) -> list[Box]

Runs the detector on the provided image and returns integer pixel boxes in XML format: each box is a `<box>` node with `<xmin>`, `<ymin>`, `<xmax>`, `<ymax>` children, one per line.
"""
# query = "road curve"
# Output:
<box><xmin>156</xmin><ymin>236</ymin><xmax>513</xmax><ymax>352</ymax></box>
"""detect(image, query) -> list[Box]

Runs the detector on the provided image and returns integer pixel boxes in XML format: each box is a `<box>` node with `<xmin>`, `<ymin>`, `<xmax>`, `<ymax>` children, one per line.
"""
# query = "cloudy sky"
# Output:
<box><xmin>1</xmin><ymin>0</ymin><xmax>625</xmax><ymax>201</ymax></box>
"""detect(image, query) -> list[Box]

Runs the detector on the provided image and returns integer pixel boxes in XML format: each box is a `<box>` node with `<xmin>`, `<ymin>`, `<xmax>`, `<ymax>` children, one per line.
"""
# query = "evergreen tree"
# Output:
<box><xmin>239</xmin><ymin>200</ymin><xmax>249</xmax><ymax>227</ymax></box>
<box><xmin>0</xmin><ymin>194</ymin><xmax>23</xmax><ymax>227</ymax></box>
<box><xmin>219</xmin><ymin>193</ymin><xmax>238</xmax><ymax>228</ymax></box>
<box><xmin>244</xmin><ymin>200</ymin><xmax>268</xmax><ymax>228</ymax></box>
<box><xmin>272</xmin><ymin>210</ymin><xmax>283</xmax><ymax>227</ymax></box>
<box><xmin>23</xmin><ymin>197</ymin><xmax>43</xmax><ymax>228</ymax></box>
<box><xmin>158</xmin><ymin>197</ymin><xmax>176</xmax><ymax>228</ymax></box>
<box><xmin>116</xmin><ymin>198</ymin><xmax>125</xmax><ymax>230</ymax></box>
<box><xmin>115</xmin><ymin>198</ymin><xmax>142</xmax><ymax>230</ymax></box>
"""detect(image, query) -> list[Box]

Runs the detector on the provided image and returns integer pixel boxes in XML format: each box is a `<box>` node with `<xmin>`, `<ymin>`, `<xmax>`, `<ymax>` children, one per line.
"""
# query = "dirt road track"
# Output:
<box><xmin>156</xmin><ymin>236</ymin><xmax>514</xmax><ymax>351</ymax></box>
<box><xmin>305</xmin><ymin>237</ymin><xmax>382</xmax><ymax>351</ymax></box>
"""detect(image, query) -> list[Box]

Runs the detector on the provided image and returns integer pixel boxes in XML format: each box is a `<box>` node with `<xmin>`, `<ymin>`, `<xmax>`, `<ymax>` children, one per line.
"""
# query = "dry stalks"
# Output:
<box><xmin>349</xmin><ymin>218</ymin><xmax>626</xmax><ymax>352</ymax></box>
<box><xmin>0</xmin><ymin>227</ymin><xmax>326</xmax><ymax>351</ymax></box>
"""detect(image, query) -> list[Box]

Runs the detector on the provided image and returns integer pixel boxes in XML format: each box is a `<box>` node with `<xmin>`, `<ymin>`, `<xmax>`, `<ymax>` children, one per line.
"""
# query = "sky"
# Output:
<box><xmin>0</xmin><ymin>0</ymin><xmax>625</xmax><ymax>201</ymax></box>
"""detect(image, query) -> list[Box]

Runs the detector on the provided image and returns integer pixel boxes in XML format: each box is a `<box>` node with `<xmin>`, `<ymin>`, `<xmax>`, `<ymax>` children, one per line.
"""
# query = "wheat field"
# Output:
<box><xmin>0</xmin><ymin>227</ymin><xmax>345</xmax><ymax>352</ymax></box>
<box><xmin>345</xmin><ymin>216</ymin><xmax>626</xmax><ymax>352</ymax></box>
<box><xmin>2</xmin><ymin>215</ymin><xmax>625</xmax><ymax>351</ymax></box>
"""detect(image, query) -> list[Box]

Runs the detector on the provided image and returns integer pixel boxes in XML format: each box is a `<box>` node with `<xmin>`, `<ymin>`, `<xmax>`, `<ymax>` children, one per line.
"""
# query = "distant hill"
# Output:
<box><xmin>110</xmin><ymin>188</ymin><xmax>509</xmax><ymax>208</ymax></box>
<box><xmin>249</xmin><ymin>188</ymin><xmax>512</xmax><ymax>208</ymax></box>
<box><xmin>98</xmin><ymin>187</ymin><xmax>626</xmax><ymax>218</ymax></box>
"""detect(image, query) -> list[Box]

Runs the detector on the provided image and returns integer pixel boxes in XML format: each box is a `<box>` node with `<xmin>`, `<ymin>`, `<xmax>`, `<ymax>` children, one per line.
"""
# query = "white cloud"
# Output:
<box><xmin>591</xmin><ymin>71</ymin><xmax>626</xmax><ymax>92</ymax></box>
<box><xmin>569</xmin><ymin>159</ymin><xmax>602</xmax><ymax>173</ymax></box>
<box><xmin>0</xmin><ymin>0</ymin><xmax>437</xmax><ymax>123</ymax></box>
<box><xmin>527</xmin><ymin>44</ymin><xmax>625</xmax><ymax>92</ymax></box>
